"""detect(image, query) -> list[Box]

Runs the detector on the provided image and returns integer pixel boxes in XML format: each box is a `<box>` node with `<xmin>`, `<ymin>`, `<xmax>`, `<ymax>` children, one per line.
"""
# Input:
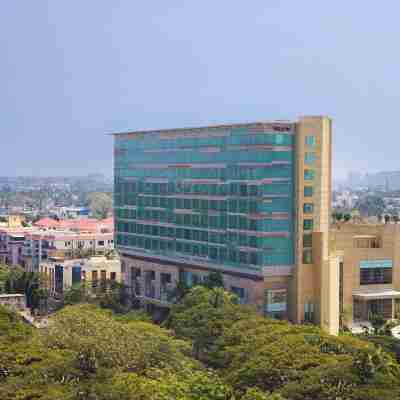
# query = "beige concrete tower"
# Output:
<box><xmin>291</xmin><ymin>116</ymin><xmax>338</xmax><ymax>334</ymax></box>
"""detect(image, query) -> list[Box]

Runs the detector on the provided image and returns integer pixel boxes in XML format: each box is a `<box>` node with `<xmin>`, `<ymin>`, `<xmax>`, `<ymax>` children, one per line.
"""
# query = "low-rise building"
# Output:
<box><xmin>22</xmin><ymin>217</ymin><xmax>114</xmax><ymax>271</ymax></box>
<box><xmin>0</xmin><ymin>294</ymin><xmax>26</xmax><ymax>310</ymax></box>
<box><xmin>40</xmin><ymin>255</ymin><xmax>121</xmax><ymax>294</ymax></box>
<box><xmin>331</xmin><ymin>223</ymin><xmax>400</xmax><ymax>329</ymax></box>
<box><xmin>23</xmin><ymin>230</ymin><xmax>114</xmax><ymax>271</ymax></box>
<box><xmin>0</xmin><ymin>227</ymin><xmax>34</xmax><ymax>266</ymax></box>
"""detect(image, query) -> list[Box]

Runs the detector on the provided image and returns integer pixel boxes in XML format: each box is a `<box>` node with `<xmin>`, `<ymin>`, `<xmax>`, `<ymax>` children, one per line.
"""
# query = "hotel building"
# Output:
<box><xmin>113</xmin><ymin>116</ymin><xmax>340</xmax><ymax>334</ymax></box>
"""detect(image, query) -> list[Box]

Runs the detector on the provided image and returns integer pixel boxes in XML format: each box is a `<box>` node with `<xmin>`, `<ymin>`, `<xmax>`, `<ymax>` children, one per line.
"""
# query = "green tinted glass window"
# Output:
<box><xmin>304</xmin><ymin>186</ymin><xmax>313</xmax><ymax>197</ymax></box>
<box><xmin>304</xmin><ymin>169</ymin><xmax>315</xmax><ymax>181</ymax></box>
<box><xmin>303</xmin><ymin>233</ymin><xmax>312</xmax><ymax>248</ymax></box>
<box><xmin>303</xmin><ymin>249</ymin><xmax>313</xmax><ymax>264</ymax></box>
<box><xmin>303</xmin><ymin>203</ymin><xmax>314</xmax><ymax>214</ymax></box>
<box><xmin>305</xmin><ymin>136</ymin><xmax>316</xmax><ymax>147</ymax></box>
<box><xmin>303</xmin><ymin>219</ymin><xmax>313</xmax><ymax>230</ymax></box>
<box><xmin>304</xmin><ymin>152</ymin><xmax>316</xmax><ymax>165</ymax></box>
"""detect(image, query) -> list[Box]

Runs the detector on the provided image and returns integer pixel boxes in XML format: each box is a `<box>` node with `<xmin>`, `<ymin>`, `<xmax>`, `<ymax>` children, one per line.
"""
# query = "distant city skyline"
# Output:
<box><xmin>3</xmin><ymin>2</ymin><xmax>400</xmax><ymax>179</ymax></box>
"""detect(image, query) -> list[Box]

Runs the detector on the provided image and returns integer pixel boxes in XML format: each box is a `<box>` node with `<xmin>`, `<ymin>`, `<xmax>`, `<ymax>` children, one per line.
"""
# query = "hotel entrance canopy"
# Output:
<box><xmin>353</xmin><ymin>289</ymin><xmax>400</xmax><ymax>301</ymax></box>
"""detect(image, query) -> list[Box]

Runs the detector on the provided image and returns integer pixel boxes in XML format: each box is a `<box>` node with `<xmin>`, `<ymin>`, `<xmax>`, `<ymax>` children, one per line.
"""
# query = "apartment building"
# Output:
<box><xmin>40</xmin><ymin>256</ymin><xmax>121</xmax><ymax>294</ymax></box>
<box><xmin>0</xmin><ymin>217</ymin><xmax>115</xmax><ymax>271</ymax></box>
<box><xmin>23</xmin><ymin>230</ymin><xmax>114</xmax><ymax>271</ymax></box>
<box><xmin>0</xmin><ymin>216</ymin><xmax>31</xmax><ymax>266</ymax></box>
<box><xmin>113</xmin><ymin>116</ymin><xmax>339</xmax><ymax>334</ymax></box>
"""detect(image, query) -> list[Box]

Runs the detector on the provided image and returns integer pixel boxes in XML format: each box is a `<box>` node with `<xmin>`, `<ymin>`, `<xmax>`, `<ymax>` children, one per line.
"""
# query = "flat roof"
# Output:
<box><xmin>111</xmin><ymin>120</ymin><xmax>296</xmax><ymax>137</ymax></box>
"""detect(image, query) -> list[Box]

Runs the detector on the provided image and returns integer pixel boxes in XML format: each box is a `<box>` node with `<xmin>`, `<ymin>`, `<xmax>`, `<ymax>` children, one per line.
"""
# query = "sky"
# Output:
<box><xmin>2</xmin><ymin>1</ymin><xmax>400</xmax><ymax>179</ymax></box>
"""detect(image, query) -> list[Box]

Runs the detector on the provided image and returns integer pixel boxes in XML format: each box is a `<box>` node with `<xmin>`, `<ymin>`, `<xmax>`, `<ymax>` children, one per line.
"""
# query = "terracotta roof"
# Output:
<box><xmin>33</xmin><ymin>218</ymin><xmax>60</xmax><ymax>228</ymax></box>
<box><xmin>33</xmin><ymin>217</ymin><xmax>114</xmax><ymax>234</ymax></box>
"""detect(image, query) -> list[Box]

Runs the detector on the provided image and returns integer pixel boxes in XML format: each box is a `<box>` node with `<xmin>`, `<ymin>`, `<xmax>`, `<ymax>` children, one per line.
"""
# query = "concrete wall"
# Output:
<box><xmin>293</xmin><ymin>116</ymin><xmax>332</xmax><ymax>327</ymax></box>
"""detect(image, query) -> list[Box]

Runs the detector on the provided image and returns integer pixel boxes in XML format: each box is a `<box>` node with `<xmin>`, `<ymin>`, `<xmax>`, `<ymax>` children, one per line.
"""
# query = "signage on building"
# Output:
<box><xmin>359</xmin><ymin>259</ymin><xmax>393</xmax><ymax>269</ymax></box>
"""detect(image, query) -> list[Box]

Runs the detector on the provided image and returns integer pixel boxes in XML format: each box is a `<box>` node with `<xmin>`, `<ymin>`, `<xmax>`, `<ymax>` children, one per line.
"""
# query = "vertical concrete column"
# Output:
<box><xmin>392</xmin><ymin>298</ymin><xmax>395</xmax><ymax>319</ymax></box>
<box><xmin>320</xmin><ymin>255</ymin><xmax>340</xmax><ymax>335</ymax></box>
<box><xmin>154</xmin><ymin>270</ymin><xmax>161</xmax><ymax>300</ymax></box>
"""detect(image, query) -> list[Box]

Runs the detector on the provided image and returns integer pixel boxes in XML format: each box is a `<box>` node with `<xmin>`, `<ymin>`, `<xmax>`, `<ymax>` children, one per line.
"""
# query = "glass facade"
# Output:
<box><xmin>114</xmin><ymin>124</ymin><xmax>296</xmax><ymax>273</ymax></box>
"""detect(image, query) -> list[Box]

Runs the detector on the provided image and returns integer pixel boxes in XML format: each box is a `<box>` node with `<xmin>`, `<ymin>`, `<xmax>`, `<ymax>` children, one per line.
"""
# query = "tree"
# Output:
<box><xmin>88</xmin><ymin>192</ymin><xmax>112</xmax><ymax>219</ymax></box>
<box><xmin>202</xmin><ymin>271</ymin><xmax>224</xmax><ymax>289</ymax></box>
<box><xmin>344</xmin><ymin>213</ymin><xmax>352</xmax><ymax>222</ymax></box>
<box><xmin>63</xmin><ymin>282</ymin><xmax>91</xmax><ymax>305</ymax></box>
<box><xmin>165</xmin><ymin>286</ymin><xmax>247</xmax><ymax>364</ymax></box>
<box><xmin>2</xmin><ymin>267</ymin><xmax>49</xmax><ymax>313</ymax></box>
<box><xmin>353</xmin><ymin>345</ymin><xmax>400</xmax><ymax>383</ymax></box>
<box><xmin>2</xmin><ymin>288</ymin><xmax>400</xmax><ymax>399</ymax></box>
<box><xmin>242</xmin><ymin>388</ymin><xmax>286</xmax><ymax>400</ymax></box>
<box><xmin>332</xmin><ymin>211</ymin><xmax>343</xmax><ymax>222</ymax></box>
<box><xmin>369</xmin><ymin>313</ymin><xmax>386</xmax><ymax>335</ymax></box>
<box><xmin>384</xmin><ymin>214</ymin><xmax>391</xmax><ymax>224</ymax></box>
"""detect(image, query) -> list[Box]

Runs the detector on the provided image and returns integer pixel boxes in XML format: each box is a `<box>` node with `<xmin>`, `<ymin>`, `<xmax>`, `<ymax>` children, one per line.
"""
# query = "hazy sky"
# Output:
<box><xmin>2</xmin><ymin>1</ymin><xmax>400</xmax><ymax>179</ymax></box>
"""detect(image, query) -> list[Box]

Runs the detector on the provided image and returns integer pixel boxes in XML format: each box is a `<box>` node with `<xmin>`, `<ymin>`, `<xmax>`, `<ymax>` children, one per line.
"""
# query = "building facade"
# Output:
<box><xmin>40</xmin><ymin>256</ymin><xmax>121</xmax><ymax>294</ymax></box>
<box><xmin>330</xmin><ymin>223</ymin><xmax>400</xmax><ymax>328</ymax></box>
<box><xmin>0</xmin><ymin>294</ymin><xmax>26</xmax><ymax>310</ymax></box>
<box><xmin>23</xmin><ymin>231</ymin><xmax>114</xmax><ymax>271</ymax></box>
<box><xmin>22</xmin><ymin>217</ymin><xmax>114</xmax><ymax>271</ymax></box>
<box><xmin>114</xmin><ymin>116</ymin><xmax>339</xmax><ymax>333</ymax></box>
<box><xmin>0</xmin><ymin>227</ymin><xmax>33</xmax><ymax>266</ymax></box>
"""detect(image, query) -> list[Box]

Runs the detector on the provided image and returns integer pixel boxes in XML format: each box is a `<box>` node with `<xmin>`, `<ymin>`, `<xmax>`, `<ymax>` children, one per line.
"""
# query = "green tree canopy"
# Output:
<box><xmin>88</xmin><ymin>192</ymin><xmax>113</xmax><ymax>219</ymax></box>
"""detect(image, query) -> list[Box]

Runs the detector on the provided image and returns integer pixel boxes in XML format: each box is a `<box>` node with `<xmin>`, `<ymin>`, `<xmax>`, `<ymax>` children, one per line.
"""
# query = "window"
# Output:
<box><xmin>360</xmin><ymin>268</ymin><xmax>392</xmax><ymax>285</ymax></box>
<box><xmin>121</xmin><ymin>261</ymin><xmax>126</xmax><ymax>273</ymax></box>
<box><xmin>100</xmin><ymin>270</ymin><xmax>107</xmax><ymax>281</ymax></box>
<box><xmin>275</xmin><ymin>134</ymin><xmax>284</xmax><ymax>145</ymax></box>
<box><xmin>304</xmin><ymin>152</ymin><xmax>316</xmax><ymax>165</ymax></box>
<box><xmin>160</xmin><ymin>272</ymin><xmax>171</xmax><ymax>284</ymax></box>
<box><xmin>355</xmin><ymin>237</ymin><xmax>381</xmax><ymax>249</ymax></box>
<box><xmin>304</xmin><ymin>186</ymin><xmax>313</xmax><ymax>197</ymax></box>
<box><xmin>303</xmin><ymin>249</ymin><xmax>313</xmax><ymax>264</ymax></box>
<box><xmin>360</xmin><ymin>260</ymin><xmax>392</xmax><ymax>285</ymax></box>
<box><xmin>305</xmin><ymin>136</ymin><xmax>316</xmax><ymax>147</ymax></box>
<box><xmin>304</xmin><ymin>169</ymin><xmax>315</xmax><ymax>181</ymax></box>
<box><xmin>303</xmin><ymin>219</ymin><xmax>313</xmax><ymax>230</ymax></box>
<box><xmin>231</xmin><ymin>286</ymin><xmax>246</xmax><ymax>304</ymax></box>
<box><xmin>265</xmin><ymin>289</ymin><xmax>287</xmax><ymax>318</ymax></box>
<box><xmin>303</xmin><ymin>233</ymin><xmax>312</xmax><ymax>248</ymax></box>
<box><xmin>92</xmin><ymin>270</ymin><xmax>98</xmax><ymax>288</ymax></box>
<box><xmin>304</xmin><ymin>302</ymin><xmax>314</xmax><ymax>322</ymax></box>
<box><xmin>303</xmin><ymin>203</ymin><xmax>314</xmax><ymax>214</ymax></box>
<box><xmin>97</xmin><ymin>240</ymin><xmax>105</xmax><ymax>246</ymax></box>
<box><xmin>131</xmin><ymin>267</ymin><xmax>141</xmax><ymax>278</ymax></box>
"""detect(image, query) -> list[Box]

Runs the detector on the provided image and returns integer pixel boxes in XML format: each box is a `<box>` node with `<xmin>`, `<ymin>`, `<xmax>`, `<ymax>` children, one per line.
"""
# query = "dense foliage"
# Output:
<box><xmin>0</xmin><ymin>265</ymin><xmax>48</xmax><ymax>312</ymax></box>
<box><xmin>87</xmin><ymin>192</ymin><xmax>113</xmax><ymax>219</ymax></box>
<box><xmin>166</xmin><ymin>287</ymin><xmax>400</xmax><ymax>399</ymax></box>
<box><xmin>1</xmin><ymin>286</ymin><xmax>400</xmax><ymax>399</ymax></box>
